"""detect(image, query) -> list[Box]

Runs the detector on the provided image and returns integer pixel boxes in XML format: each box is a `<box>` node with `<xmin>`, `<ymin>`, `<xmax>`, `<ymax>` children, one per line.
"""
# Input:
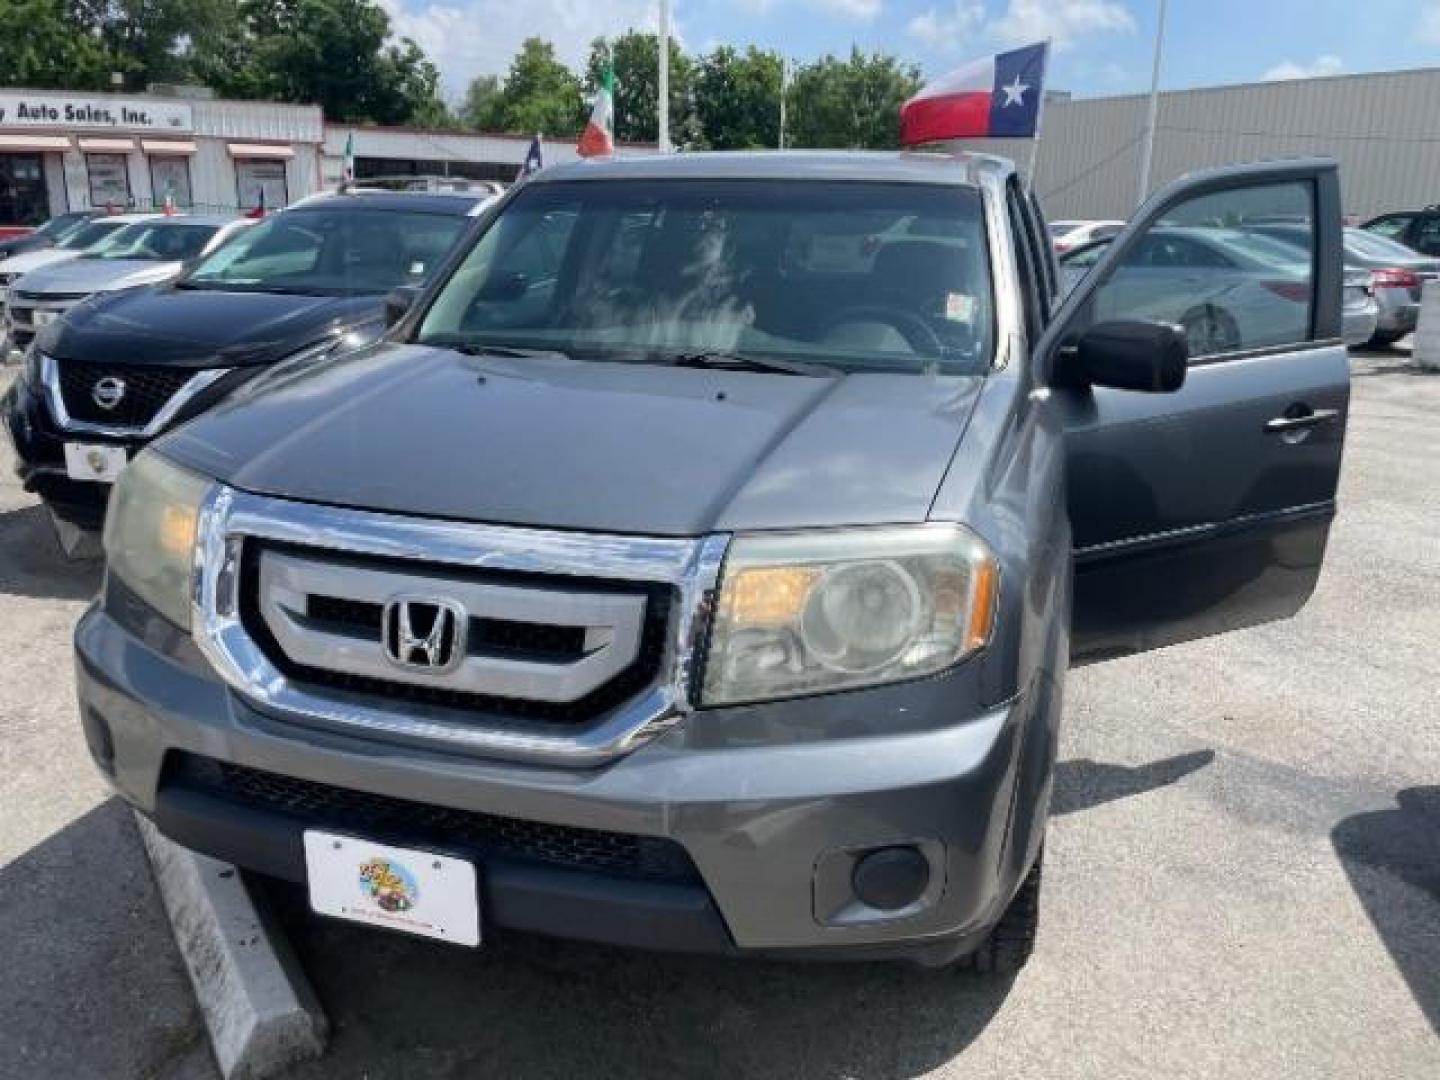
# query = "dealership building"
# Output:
<box><xmin>0</xmin><ymin>87</ymin><xmax>323</xmax><ymax>224</ymax></box>
<box><xmin>963</xmin><ymin>65</ymin><xmax>1440</xmax><ymax>221</ymax></box>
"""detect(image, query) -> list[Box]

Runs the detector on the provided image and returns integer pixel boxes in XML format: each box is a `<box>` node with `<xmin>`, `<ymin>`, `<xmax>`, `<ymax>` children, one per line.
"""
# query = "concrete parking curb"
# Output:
<box><xmin>134</xmin><ymin>812</ymin><xmax>329</xmax><ymax>1079</ymax></box>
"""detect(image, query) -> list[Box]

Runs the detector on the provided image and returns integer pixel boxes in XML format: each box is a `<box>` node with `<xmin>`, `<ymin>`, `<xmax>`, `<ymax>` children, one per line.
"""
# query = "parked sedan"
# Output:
<box><xmin>1250</xmin><ymin>224</ymin><xmax>1440</xmax><ymax>346</ymax></box>
<box><xmin>2</xmin><ymin>190</ymin><xmax>487</xmax><ymax>531</ymax></box>
<box><xmin>1060</xmin><ymin>227</ymin><xmax>1379</xmax><ymax>349</ymax></box>
<box><xmin>0</xmin><ymin>214</ymin><xmax>156</xmax><ymax>341</ymax></box>
<box><xmin>4</xmin><ymin>215</ymin><xmax>253</xmax><ymax>355</ymax></box>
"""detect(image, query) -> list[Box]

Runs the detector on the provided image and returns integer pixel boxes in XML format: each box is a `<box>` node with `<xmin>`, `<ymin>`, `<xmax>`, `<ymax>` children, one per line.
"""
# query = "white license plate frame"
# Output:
<box><xmin>302</xmin><ymin>830</ymin><xmax>481</xmax><ymax>947</ymax></box>
<box><xmin>62</xmin><ymin>442</ymin><xmax>128</xmax><ymax>484</ymax></box>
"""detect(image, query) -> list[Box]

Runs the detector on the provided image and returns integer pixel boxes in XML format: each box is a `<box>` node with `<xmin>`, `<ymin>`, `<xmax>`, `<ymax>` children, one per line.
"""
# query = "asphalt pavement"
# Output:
<box><xmin>0</xmin><ymin>347</ymin><xmax>1436</xmax><ymax>1079</ymax></box>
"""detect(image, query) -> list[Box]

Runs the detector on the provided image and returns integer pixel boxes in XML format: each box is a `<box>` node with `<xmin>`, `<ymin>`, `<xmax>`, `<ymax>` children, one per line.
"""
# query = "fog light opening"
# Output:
<box><xmin>851</xmin><ymin>846</ymin><xmax>931</xmax><ymax>912</ymax></box>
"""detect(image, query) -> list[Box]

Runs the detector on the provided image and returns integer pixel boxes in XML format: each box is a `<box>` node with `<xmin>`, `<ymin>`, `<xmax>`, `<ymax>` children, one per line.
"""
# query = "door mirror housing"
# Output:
<box><xmin>1072</xmin><ymin>319</ymin><xmax>1188</xmax><ymax>393</ymax></box>
<box><xmin>384</xmin><ymin>285</ymin><xmax>422</xmax><ymax>327</ymax></box>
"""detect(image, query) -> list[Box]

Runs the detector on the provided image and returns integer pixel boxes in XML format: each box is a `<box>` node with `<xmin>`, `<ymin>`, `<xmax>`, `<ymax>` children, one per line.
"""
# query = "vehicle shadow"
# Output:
<box><xmin>267</xmin><ymin>876</ymin><xmax>1013</xmax><ymax>1080</ymax></box>
<box><xmin>0</xmin><ymin>504</ymin><xmax>103</xmax><ymax>602</ymax></box>
<box><xmin>0</xmin><ymin>798</ymin><xmax>212</xmax><ymax>1079</ymax></box>
<box><xmin>1332</xmin><ymin>787</ymin><xmax>1440</xmax><ymax>1037</ymax></box>
<box><xmin>1050</xmin><ymin>749</ymin><xmax>1216</xmax><ymax>817</ymax></box>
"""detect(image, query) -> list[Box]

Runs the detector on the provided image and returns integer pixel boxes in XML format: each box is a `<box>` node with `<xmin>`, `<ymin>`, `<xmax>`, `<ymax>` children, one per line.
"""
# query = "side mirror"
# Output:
<box><xmin>384</xmin><ymin>285</ymin><xmax>422</xmax><ymax>327</ymax></box>
<box><xmin>1072</xmin><ymin>320</ymin><xmax>1187</xmax><ymax>393</ymax></box>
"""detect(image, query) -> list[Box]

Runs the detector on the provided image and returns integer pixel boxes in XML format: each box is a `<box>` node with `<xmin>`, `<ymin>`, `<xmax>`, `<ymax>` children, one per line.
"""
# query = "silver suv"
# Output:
<box><xmin>77</xmin><ymin>152</ymin><xmax>1350</xmax><ymax>970</ymax></box>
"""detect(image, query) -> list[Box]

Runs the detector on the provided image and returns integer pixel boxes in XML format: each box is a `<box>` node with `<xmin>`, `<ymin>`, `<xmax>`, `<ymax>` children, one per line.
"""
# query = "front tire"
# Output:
<box><xmin>954</xmin><ymin>851</ymin><xmax>1042</xmax><ymax>975</ymax></box>
<box><xmin>1367</xmin><ymin>330</ymin><xmax>1406</xmax><ymax>348</ymax></box>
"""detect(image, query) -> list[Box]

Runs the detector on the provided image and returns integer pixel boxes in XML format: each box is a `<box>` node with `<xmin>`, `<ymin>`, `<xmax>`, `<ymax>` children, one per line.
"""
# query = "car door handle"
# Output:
<box><xmin>1265</xmin><ymin>408</ymin><xmax>1340</xmax><ymax>433</ymax></box>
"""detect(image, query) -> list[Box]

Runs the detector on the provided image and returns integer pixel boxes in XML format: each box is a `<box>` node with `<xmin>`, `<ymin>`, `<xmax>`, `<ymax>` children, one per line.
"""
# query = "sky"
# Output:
<box><xmin>381</xmin><ymin>0</ymin><xmax>1440</xmax><ymax>103</ymax></box>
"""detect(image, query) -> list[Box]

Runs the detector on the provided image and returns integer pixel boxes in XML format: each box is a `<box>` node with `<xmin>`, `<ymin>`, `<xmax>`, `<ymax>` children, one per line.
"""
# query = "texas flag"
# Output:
<box><xmin>900</xmin><ymin>42</ymin><xmax>1049</xmax><ymax>146</ymax></box>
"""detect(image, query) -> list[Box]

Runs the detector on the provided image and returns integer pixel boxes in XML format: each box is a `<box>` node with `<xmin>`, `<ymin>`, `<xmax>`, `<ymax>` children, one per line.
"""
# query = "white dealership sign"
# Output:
<box><xmin>0</xmin><ymin>93</ymin><xmax>192</xmax><ymax>133</ymax></box>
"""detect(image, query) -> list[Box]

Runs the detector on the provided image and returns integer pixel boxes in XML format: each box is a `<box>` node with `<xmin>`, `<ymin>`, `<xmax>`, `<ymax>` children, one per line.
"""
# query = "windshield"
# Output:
<box><xmin>36</xmin><ymin>212</ymin><xmax>92</xmax><ymax>240</ymax></box>
<box><xmin>182</xmin><ymin>207</ymin><xmax>470</xmax><ymax>294</ymax></box>
<box><xmin>83</xmin><ymin>220</ymin><xmax>219</xmax><ymax>262</ymax></box>
<box><xmin>417</xmin><ymin>179</ymin><xmax>994</xmax><ymax>375</ymax></box>
<box><xmin>1048</xmin><ymin>221</ymin><xmax>1082</xmax><ymax>237</ymax></box>
<box><xmin>1346</xmin><ymin>229</ymin><xmax>1424</xmax><ymax>262</ymax></box>
<box><xmin>57</xmin><ymin>219</ymin><xmax>128</xmax><ymax>251</ymax></box>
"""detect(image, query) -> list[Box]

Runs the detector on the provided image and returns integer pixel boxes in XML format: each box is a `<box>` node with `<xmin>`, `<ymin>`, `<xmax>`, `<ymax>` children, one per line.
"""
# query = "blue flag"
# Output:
<box><xmin>518</xmin><ymin>135</ymin><xmax>544</xmax><ymax>181</ymax></box>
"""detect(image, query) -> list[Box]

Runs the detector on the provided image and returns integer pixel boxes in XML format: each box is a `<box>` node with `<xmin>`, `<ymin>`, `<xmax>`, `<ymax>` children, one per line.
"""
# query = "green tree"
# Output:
<box><xmin>490</xmin><ymin>37</ymin><xmax>583</xmax><ymax>137</ymax></box>
<box><xmin>460</xmin><ymin>73</ymin><xmax>503</xmax><ymax>130</ymax></box>
<box><xmin>0</xmin><ymin>0</ymin><xmax>116</xmax><ymax>90</ymax></box>
<box><xmin>786</xmin><ymin>48</ymin><xmax>921</xmax><ymax>150</ymax></box>
<box><xmin>585</xmin><ymin>31</ymin><xmax>692</xmax><ymax>145</ymax></box>
<box><xmin>194</xmin><ymin>0</ymin><xmax>448</xmax><ymax>125</ymax></box>
<box><xmin>693</xmin><ymin>45</ymin><xmax>782</xmax><ymax>150</ymax></box>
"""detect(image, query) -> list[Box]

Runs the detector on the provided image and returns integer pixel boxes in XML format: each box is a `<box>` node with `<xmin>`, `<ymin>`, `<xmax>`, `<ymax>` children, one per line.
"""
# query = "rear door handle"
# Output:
<box><xmin>1265</xmin><ymin>408</ymin><xmax>1340</xmax><ymax>433</ymax></box>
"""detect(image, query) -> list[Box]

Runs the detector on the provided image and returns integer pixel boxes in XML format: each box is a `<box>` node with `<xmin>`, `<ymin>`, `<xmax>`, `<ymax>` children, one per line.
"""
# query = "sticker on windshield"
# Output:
<box><xmin>945</xmin><ymin>292</ymin><xmax>976</xmax><ymax>322</ymax></box>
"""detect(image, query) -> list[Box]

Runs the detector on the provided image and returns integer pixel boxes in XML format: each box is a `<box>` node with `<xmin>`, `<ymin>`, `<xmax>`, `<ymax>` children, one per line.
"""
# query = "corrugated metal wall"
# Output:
<box><xmin>960</xmin><ymin>67</ymin><xmax>1440</xmax><ymax>221</ymax></box>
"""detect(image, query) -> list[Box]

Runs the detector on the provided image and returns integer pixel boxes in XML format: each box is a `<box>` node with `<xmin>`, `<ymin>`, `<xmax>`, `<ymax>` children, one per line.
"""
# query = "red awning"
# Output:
<box><xmin>0</xmin><ymin>134</ymin><xmax>72</xmax><ymax>151</ymax></box>
<box><xmin>227</xmin><ymin>142</ymin><xmax>295</xmax><ymax>159</ymax></box>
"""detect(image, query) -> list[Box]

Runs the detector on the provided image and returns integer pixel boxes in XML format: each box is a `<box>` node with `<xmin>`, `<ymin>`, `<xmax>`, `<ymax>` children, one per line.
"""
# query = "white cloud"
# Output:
<box><xmin>378</xmin><ymin>0</ymin><xmax>662</xmax><ymax>97</ymax></box>
<box><xmin>987</xmin><ymin>0</ymin><xmax>1136</xmax><ymax>51</ymax></box>
<box><xmin>1261</xmin><ymin>54</ymin><xmax>1344</xmax><ymax>81</ymax></box>
<box><xmin>906</xmin><ymin>2</ymin><xmax>986</xmax><ymax>50</ymax></box>
<box><xmin>1421</xmin><ymin>0</ymin><xmax>1440</xmax><ymax>43</ymax></box>
<box><xmin>811</xmin><ymin>0</ymin><xmax>883</xmax><ymax>20</ymax></box>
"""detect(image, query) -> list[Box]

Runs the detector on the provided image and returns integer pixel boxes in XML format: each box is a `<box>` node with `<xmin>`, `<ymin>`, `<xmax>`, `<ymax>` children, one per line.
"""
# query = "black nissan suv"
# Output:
<box><xmin>2</xmin><ymin>189</ymin><xmax>490</xmax><ymax>532</ymax></box>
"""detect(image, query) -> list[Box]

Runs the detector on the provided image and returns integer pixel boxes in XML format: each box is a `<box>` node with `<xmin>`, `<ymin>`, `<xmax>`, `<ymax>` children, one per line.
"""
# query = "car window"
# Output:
<box><xmin>1363</xmin><ymin>215</ymin><xmax>1414</xmax><ymax>242</ymax></box>
<box><xmin>1079</xmin><ymin>180</ymin><xmax>1315</xmax><ymax>361</ymax></box>
<box><xmin>56</xmin><ymin>219</ymin><xmax>127</xmax><ymax>251</ymax></box>
<box><xmin>1411</xmin><ymin>214</ymin><xmax>1440</xmax><ymax>256</ymax></box>
<box><xmin>1064</xmin><ymin>241</ymin><xmax>1109</xmax><ymax>269</ymax></box>
<box><xmin>1092</xmin><ymin>223</ymin><xmax>1124</xmax><ymax>241</ymax></box>
<box><xmin>84</xmin><ymin>221</ymin><xmax>219</xmax><ymax>261</ymax></box>
<box><xmin>418</xmin><ymin>179</ymin><xmax>996</xmax><ymax>375</ymax></box>
<box><xmin>184</xmin><ymin>207</ymin><xmax>470</xmax><ymax>294</ymax></box>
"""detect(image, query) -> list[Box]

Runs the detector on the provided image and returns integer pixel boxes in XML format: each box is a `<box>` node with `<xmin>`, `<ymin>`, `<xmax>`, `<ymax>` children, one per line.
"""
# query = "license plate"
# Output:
<box><xmin>32</xmin><ymin>309</ymin><xmax>59</xmax><ymax>327</ymax></box>
<box><xmin>63</xmin><ymin>442</ymin><xmax>127</xmax><ymax>483</ymax></box>
<box><xmin>302</xmin><ymin>830</ymin><xmax>480</xmax><ymax>946</ymax></box>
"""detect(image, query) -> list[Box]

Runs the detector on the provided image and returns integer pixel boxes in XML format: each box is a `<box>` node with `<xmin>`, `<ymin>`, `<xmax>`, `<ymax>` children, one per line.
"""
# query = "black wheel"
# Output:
<box><xmin>1367</xmin><ymin>330</ymin><xmax>1406</xmax><ymax>348</ymax></box>
<box><xmin>954</xmin><ymin>851</ymin><xmax>1042</xmax><ymax>975</ymax></box>
<box><xmin>1180</xmin><ymin>304</ymin><xmax>1241</xmax><ymax>357</ymax></box>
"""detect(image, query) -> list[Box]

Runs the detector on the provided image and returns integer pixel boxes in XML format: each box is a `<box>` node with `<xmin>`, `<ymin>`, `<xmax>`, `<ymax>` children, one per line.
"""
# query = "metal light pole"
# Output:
<box><xmin>1137</xmin><ymin>0</ymin><xmax>1168</xmax><ymax>207</ymax></box>
<box><xmin>779</xmin><ymin>56</ymin><xmax>789</xmax><ymax>149</ymax></box>
<box><xmin>658</xmin><ymin>0</ymin><xmax>672</xmax><ymax>152</ymax></box>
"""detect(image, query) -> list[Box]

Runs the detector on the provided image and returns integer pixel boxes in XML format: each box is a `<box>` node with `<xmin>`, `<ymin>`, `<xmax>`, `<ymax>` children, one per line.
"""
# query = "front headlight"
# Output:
<box><xmin>701</xmin><ymin>524</ymin><xmax>999</xmax><ymax>707</ymax></box>
<box><xmin>103</xmin><ymin>452</ymin><xmax>213</xmax><ymax>629</ymax></box>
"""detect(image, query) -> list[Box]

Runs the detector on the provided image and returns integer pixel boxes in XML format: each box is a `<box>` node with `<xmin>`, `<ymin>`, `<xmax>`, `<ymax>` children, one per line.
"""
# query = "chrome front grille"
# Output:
<box><xmin>245</xmin><ymin>542</ymin><xmax>672</xmax><ymax>724</ymax></box>
<box><xmin>193</xmin><ymin>487</ymin><xmax>728</xmax><ymax>766</ymax></box>
<box><xmin>40</xmin><ymin>353</ymin><xmax>230</xmax><ymax>436</ymax></box>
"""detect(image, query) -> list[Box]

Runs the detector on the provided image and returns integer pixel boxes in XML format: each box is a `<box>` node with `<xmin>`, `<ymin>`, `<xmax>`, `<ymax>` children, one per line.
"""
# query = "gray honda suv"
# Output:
<box><xmin>76</xmin><ymin>151</ymin><xmax>1350</xmax><ymax>970</ymax></box>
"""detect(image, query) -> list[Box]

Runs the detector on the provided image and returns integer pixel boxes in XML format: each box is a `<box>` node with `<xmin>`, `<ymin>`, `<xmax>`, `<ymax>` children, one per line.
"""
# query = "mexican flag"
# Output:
<box><xmin>578</xmin><ymin>64</ymin><xmax>615</xmax><ymax>157</ymax></box>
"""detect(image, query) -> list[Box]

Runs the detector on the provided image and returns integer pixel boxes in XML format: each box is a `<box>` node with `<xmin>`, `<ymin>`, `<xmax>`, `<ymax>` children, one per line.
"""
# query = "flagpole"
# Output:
<box><xmin>1137</xmin><ymin>0</ymin><xmax>1168</xmax><ymax>206</ymax></box>
<box><xmin>778</xmin><ymin>56</ymin><xmax>789</xmax><ymax>149</ymax></box>
<box><xmin>1026</xmin><ymin>40</ymin><xmax>1051</xmax><ymax>187</ymax></box>
<box><xmin>658</xmin><ymin>0</ymin><xmax>672</xmax><ymax>152</ymax></box>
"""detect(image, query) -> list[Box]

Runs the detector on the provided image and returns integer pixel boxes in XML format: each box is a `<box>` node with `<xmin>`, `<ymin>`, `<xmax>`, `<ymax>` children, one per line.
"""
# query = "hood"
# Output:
<box><xmin>44</xmin><ymin>286</ymin><xmax>384</xmax><ymax>369</ymax></box>
<box><xmin>13</xmin><ymin>257</ymin><xmax>184</xmax><ymax>296</ymax></box>
<box><xmin>0</xmin><ymin>248</ymin><xmax>80</xmax><ymax>278</ymax></box>
<box><xmin>159</xmin><ymin>345</ymin><xmax>983</xmax><ymax>536</ymax></box>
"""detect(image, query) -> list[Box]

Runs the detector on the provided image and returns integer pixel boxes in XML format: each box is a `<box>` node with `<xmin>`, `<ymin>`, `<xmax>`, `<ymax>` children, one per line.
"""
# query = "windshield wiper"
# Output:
<box><xmin>418</xmin><ymin>336</ymin><xmax>571</xmax><ymax>361</ymax></box>
<box><xmin>659</xmin><ymin>350</ymin><xmax>839</xmax><ymax>377</ymax></box>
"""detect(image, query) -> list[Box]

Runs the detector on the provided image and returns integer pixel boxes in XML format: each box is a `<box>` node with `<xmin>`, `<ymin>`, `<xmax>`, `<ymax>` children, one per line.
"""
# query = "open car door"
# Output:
<box><xmin>1038</xmin><ymin>160</ymin><xmax>1350</xmax><ymax>664</ymax></box>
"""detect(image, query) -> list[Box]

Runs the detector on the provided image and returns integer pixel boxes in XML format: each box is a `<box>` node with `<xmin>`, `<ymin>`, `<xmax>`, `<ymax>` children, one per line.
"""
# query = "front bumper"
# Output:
<box><xmin>1</xmin><ymin>370</ymin><xmax>115</xmax><ymax>529</ymax></box>
<box><xmin>75</xmin><ymin>600</ymin><xmax>1048</xmax><ymax>962</ymax></box>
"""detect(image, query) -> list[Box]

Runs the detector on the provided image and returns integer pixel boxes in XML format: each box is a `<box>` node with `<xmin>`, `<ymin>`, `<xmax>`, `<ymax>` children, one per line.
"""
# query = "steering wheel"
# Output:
<box><xmin>825</xmin><ymin>304</ymin><xmax>947</xmax><ymax>357</ymax></box>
